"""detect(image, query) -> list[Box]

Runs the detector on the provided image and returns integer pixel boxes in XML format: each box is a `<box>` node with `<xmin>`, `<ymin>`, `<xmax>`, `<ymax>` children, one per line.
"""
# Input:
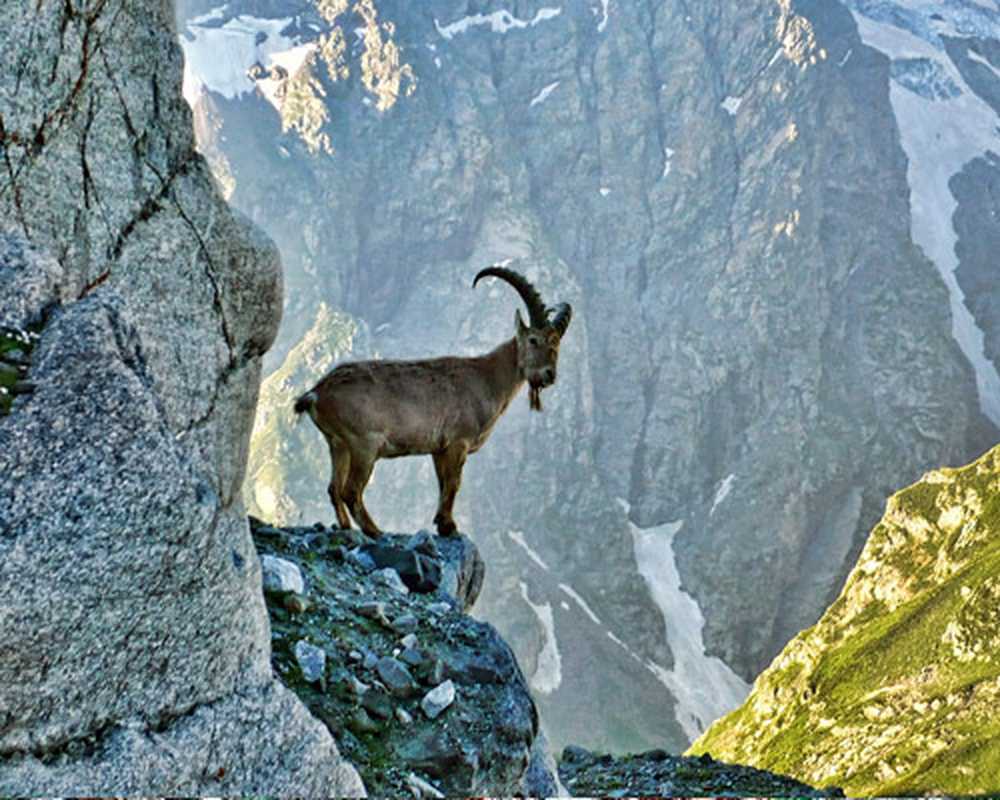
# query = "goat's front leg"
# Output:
<box><xmin>432</xmin><ymin>443</ymin><xmax>468</xmax><ymax>537</ymax></box>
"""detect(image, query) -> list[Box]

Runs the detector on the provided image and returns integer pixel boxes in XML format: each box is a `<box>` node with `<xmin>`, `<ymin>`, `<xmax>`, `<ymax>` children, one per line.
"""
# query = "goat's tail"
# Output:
<box><xmin>293</xmin><ymin>390</ymin><xmax>317</xmax><ymax>418</ymax></box>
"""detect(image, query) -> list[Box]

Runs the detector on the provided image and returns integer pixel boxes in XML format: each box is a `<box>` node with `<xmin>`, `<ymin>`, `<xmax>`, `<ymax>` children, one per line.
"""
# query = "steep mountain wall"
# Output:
<box><xmin>179</xmin><ymin>0</ymin><xmax>1000</xmax><ymax>752</ymax></box>
<box><xmin>0</xmin><ymin>0</ymin><xmax>360</xmax><ymax>794</ymax></box>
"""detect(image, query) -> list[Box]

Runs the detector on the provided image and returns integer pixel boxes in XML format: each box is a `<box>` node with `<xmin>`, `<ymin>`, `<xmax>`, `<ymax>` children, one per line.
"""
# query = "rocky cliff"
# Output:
<box><xmin>691</xmin><ymin>443</ymin><xmax>1000</xmax><ymax>796</ymax></box>
<box><xmin>0</xmin><ymin>0</ymin><xmax>360</xmax><ymax>794</ymax></box>
<box><xmin>178</xmin><ymin>0</ymin><xmax>1000</xmax><ymax>752</ymax></box>
<box><xmin>250</xmin><ymin>518</ymin><xmax>550</xmax><ymax>797</ymax></box>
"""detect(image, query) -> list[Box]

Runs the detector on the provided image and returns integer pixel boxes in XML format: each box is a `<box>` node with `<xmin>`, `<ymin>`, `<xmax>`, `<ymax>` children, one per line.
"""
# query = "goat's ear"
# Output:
<box><xmin>515</xmin><ymin>309</ymin><xmax>528</xmax><ymax>335</ymax></box>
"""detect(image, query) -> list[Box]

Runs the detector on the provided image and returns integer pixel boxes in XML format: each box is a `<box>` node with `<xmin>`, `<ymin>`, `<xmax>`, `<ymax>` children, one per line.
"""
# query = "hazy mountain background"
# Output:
<box><xmin>175</xmin><ymin>0</ymin><xmax>1000</xmax><ymax>754</ymax></box>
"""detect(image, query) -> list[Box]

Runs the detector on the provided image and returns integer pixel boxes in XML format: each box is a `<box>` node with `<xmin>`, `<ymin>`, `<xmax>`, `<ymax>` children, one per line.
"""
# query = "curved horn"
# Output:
<box><xmin>473</xmin><ymin>265</ymin><xmax>549</xmax><ymax>328</ymax></box>
<box><xmin>549</xmin><ymin>303</ymin><xmax>572</xmax><ymax>338</ymax></box>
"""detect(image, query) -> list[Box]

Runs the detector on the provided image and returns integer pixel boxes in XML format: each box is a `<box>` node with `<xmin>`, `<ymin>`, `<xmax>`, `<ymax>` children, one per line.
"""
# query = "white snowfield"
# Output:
<box><xmin>180</xmin><ymin>8</ymin><xmax>319</xmax><ymax>113</ymax></box>
<box><xmin>434</xmin><ymin>7</ymin><xmax>562</xmax><ymax>40</ymax></box>
<box><xmin>518</xmin><ymin>581</ymin><xmax>562</xmax><ymax>694</ymax></box>
<box><xmin>618</xmin><ymin>499</ymin><xmax>750</xmax><ymax>741</ymax></box>
<box><xmin>843</xmin><ymin>0</ymin><xmax>1000</xmax><ymax>425</ymax></box>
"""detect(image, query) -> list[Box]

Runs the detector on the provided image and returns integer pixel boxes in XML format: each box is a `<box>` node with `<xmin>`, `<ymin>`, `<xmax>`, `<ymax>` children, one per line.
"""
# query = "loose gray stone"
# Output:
<box><xmin>392</xmin><ymin>612</ymin><xmax>419</xmax><ymax>634</ymax></box>
<box><xmin>376</xmin><ymin>656</ymin><xmax>418</xmax><ymax>697</ymax></box>
<box><xmin>400</xmin><ymin>648</ymin><xmax>424</xmax><ymax>668</ymax></box>
<box><xmin>347</xmin><ymin>548</ymin><xmax>377</xmax><ymax>572</ymax></box>
<box><xmin>373</xmin><ymin>567</ymin><xmax>410</xmax><ymax>595</ymax></box>
<box><xmin>294</xmin><ymin>640</ymin><xmax>327</xmax><ymax>684</ymax></box>
<box><xmin>260</xmin><ymin>555</ymin><xmax>305</xmax><ymax>595</ymax></box>
<box><xmin>357</xmin><ymin>601</ymin><xmax>392</xmax><ymax>628</ymax></box>
<box><xmin>361</xmin><ymin>689</ymin><xmax>394</xmax><ymax>720</ymax></box>
<box><xmin>420</xmin><ymin>680</ymin><xmax>456</xmax><ymax>720</ymax></box>
<box><xmin>400</xmin><ymin>633</ymin><xmax>418</xmax><ymax>650</ymax></box>
<box><xmin>406</xmin><ymin>772</ymin><xmax>445</xmax><ymax>799</ymax></box>
<box><xmin>395</xmin><ymin>706</ymin><xmax>413</xmax><ymax>726</ymax></box>
<box><xmin>407</xmin><ymin>530</ymin><xmax>440</xmax><ymax>558</ymax></box>
<box><xmin>347</xmin><ymin>707</ymin><xmax>380</xmax><ymax>735</ymax></box>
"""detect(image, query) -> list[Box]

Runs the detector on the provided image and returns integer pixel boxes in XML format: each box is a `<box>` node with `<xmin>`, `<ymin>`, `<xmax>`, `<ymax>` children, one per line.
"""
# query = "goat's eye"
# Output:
<box><xmin>528</xmin><ymin>335</ymin><xmax>540</xmax><ymax>346</ymax></box>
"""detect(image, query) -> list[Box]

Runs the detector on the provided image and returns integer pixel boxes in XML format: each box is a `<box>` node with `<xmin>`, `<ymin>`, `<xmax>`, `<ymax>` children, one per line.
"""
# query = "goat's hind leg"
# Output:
<box><xmin>343</xmin><ymin>449</ymin><xmax>381</xmax><ymax>539</ymax></box>
<box><xmin>326</xmin><ymin>440</ymin><xmax>352</xmax><ymax>530</ymax></box>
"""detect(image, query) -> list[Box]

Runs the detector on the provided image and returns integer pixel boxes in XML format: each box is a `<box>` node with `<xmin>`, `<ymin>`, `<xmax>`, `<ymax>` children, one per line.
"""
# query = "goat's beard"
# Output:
<box><xmin>529</xmin><ymin>384</ymin><xmax>543</xmax><ymax>412</ymax></box>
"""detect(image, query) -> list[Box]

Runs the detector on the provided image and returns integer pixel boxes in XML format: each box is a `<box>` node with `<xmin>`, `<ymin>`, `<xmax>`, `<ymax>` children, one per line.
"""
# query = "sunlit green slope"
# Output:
<box><xmin>690</xmin><ymin>443</ymin><xmax>1000</xmax><ymax>796</ymax></box>
<box><xmin>244</xmin><ymin>303</ymin><xmax>360</xmax><ymax>524</ymax></box>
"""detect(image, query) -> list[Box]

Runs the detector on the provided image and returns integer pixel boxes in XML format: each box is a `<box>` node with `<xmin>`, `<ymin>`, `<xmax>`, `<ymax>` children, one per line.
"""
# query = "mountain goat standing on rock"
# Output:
<box><xmin>293</xmin><ymin>266</ymin><xmax>573</xmax><ymax>538</ymax></box>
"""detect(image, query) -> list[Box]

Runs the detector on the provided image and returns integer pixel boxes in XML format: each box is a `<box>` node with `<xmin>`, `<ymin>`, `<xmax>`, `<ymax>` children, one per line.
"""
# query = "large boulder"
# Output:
<box><xmin>0</xmin><ymin>0</ymin><xmax>360</xmax><ymax>794</ymax></box>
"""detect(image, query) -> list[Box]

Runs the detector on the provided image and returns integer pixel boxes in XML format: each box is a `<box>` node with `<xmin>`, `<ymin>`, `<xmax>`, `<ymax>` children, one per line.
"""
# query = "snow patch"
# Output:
<box><xmin>621</xmin><ymin>498</ymin><xmax>750</xmax><ymax>741</ymax></box>
<box><xmin>721</xmin><ymin>95</ymin><xmax>742</xmax><ymax>115</ymax></box>
<box><xmin>180</xmin><ymin>12</ymin><xmax>296</xmax><ymax>106</ymax></box>
<box><xmin>508</xmin><ymin>530</ymin><xmax>550</xmax><ymax>571</ymax></box>
<box><xmin>599</xmin><ymin>187</ymin><xmax>611</xmax><ymax>196</ymax></box>
<box><xmin>710</xmin><ymin>474</ymin><xmax>736</xmax><ymax>516</ymax></box>
<box><xmin>847</xmin><ymin>3</ymin><xmax>1000</xmax><ymax>426</ymax></box>
<box><xmin>435</xmin><ymin>7</ymin><xmax>562</xmax><ymax>40</ymax></box>
<box><xmin>662</xmin><ymin>146</ymin><xmax>675</xmax><ymax>178</ymax></box>
<box><xmin>519</xmin><ymin>581</ymin><xmax>562</xmax><ymax>694</ymax></box>
<box><xmin>558</xmin><ymin>583</ymin><xmax>602</xmax><ymax>625</ymax></box>
<box><xmin>597</xmin><ymin>0</ymin><xmax>611</xmax><ymax>32</ymax></box>
<box><xmin>530</xmin><ymin>80</ymin><xmax>560</xmax><ymax>107</ymax></box>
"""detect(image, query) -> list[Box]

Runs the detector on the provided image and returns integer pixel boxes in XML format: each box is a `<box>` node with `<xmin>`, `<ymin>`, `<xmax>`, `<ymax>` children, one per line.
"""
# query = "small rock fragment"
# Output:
<box><xmin>283</xmin><ymin>593</ymin><xmax>309</xmax><ymax>613</ymax></box>
<box><xmin>406</xmin><ymin>772</ymin><xmax>445</xmax><ymax>799</ymax></box>
<box><xmin>294</xmin><ymin>640</ymin><xmax>326</xmax><ymax>684</ymax></box>
<box><xmin>407</xmin><ymin>530</ymin><xmax>441</xmax><ymax>558</ymax></box>
<box><xmin>420</xmin><ymin>679</ymin><xmax>455</xmax><ymax>719</ymax></box>
<box><xmin>400</xmin><ymin>632</ymin><xmax>419</xmax><ymax>649</ymax></box>
<box><xmin>362</xmin><ymin>650</ymin><xmax>380</xmax><ymax>670</ymax></box>
<box><xmin>361</xmin><ymin>689</ymin><xmax>394</xmax><ymax>720</ymax></box>
<box><xmin>376</xmin><ymin>656</ymin><xmax>418</xmax><ymax>696</ymax></box>
<box><xmin>374</xmin><ymin>567</ymin><xmax>410</xmax><ymax>594</ymax></box>
<box><xmin>395</xmin><ymin>706</ymin><xmax>413</xmax><ymax>725</ymax></box>
<box><xmin>260</xmin><ymin>554</ymin><xmax>305</xmax><ymax>595</ymax></box>
<box><xmin>347</xmin><ymin>547</ymin><xmax>377</xmax><ymax>571</ymax></box>
<box><xmin>427</xmin><ymin>601</ymin><xmax>452</xmax><ymax>616</ymax></box>
<box><xmin>347</xmin><ymin>707</ymin><xmax>380</xmax><ymax>734</ymax></box>
<box><xmin>400</xmin><ymin>647</ymin><xmax>424</xmax><ymax>668</ymax></box>
<box><xmin>392</xmin><ymin>612</ymin><xmax>419</xmax><ymax>634</ymax></box>
<box><xmin>356</xmin><ymin>601</ymin><xmax>392</xmax><ymax>628</ymax></box>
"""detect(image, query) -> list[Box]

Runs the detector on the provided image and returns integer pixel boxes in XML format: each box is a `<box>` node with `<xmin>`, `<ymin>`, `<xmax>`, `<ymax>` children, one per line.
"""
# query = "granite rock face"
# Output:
<box><xmin>0</xmin><ymin>0</ymin><xmax>360</xmax><ymax>794</ymax></box>
<box><xmin>182</xmin><ymin>0</ymin><xmax>1000</xmax><ymax>751</ymax></box>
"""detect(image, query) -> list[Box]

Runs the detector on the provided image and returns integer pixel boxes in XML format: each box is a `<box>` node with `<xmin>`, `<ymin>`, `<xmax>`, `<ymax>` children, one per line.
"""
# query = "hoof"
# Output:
<box><xmin>362</xmin><ymin>527</ymin><xmax>382</xmax><ymax>540</ymax></box>
<box><xmin>435</xmin><ymin>518</ymin><xmax>459</xmax><ymax>538</ymax></box>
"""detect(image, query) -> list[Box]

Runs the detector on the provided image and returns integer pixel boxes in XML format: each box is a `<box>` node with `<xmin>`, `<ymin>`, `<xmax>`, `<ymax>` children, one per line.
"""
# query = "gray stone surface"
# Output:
<box><xmin>376</xmin><ymin>656</ymin><xmax>418</xmax><ymax>697</ymax></box>
<box><xmin>0</xmin><ymin>681</ymin><xmax>364</xmax><ymax>796</ymax></box>
<box><xmin>261</xmin><ymin>554</ymin><xmax>306</xmax><ymax>594</ymax></box>
<box><xmin>420</xmin><ymin>680</ymin><xmax>456</xmax><ymax>720</ymax></box>
<box><xmin>294</xmin><ymin>640</ymin><xmax>327</xmax><ymax>684</ymax></box>
<box><xmin>0</xmin><ymin>0</ymin><xmax>361</xmax><ymax>794</ymax></box>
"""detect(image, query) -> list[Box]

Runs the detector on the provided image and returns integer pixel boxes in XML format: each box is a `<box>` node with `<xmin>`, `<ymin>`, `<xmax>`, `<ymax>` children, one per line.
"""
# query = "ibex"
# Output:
<box><xmin>293</xmin><ymin>266</ymin><xmax>572</xmax><ymax>538</ymax></box>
